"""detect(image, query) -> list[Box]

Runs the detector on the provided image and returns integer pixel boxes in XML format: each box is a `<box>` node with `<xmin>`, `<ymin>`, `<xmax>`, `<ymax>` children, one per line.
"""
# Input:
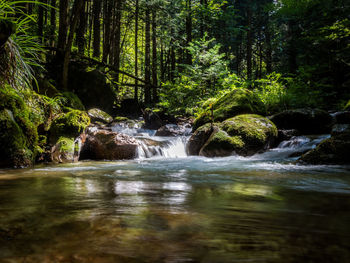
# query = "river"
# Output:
<box><xmin>1</xmin><ymin>128</ymin><xmax>350</xmax><ymax>262</ymax></box>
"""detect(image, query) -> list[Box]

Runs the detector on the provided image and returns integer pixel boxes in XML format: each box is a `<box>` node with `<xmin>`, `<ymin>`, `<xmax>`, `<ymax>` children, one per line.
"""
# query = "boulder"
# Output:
<box><xmin>270</xmin><ymin>108</ymin><xmax>333</xmax><ymax>135</ymax></box>
<box><xmin>49</xmin><ymin>109</ymin><xmax>90</xmax><ymax>144</ymax></box>
<box><xmin>51</xmin><ymin>137</ymin><xmax>79</xmax><ymax>163</ymax></box>
<box><xmin>187</xmin><ymin>114</ymin><xmax>278</xmax><ymax>157</ymax></box>
<box><xmin>80</xmin><ymin>130</ymin><xmax>138</xmax><ymax>160</ymax></box>
<box><xmin>58</xmin><ymin>92</ymin><xmax>85</xmax><ymax>111</ymax></box>
<box><xmin>155</xmin><ymin>124</ymin><xmax>190</xmax><ymax>137</ymax></box>
<box><xmin>332</xmin><ymin>111</ymin><xmax>350</xmax><ymax>124</ymax></box>
<box><xmin>88</xmin><ymin>108</ymin><xmax>113</xmax><ymax>124</ymax></box>
<box><xmin>193</xmin><ymin>88</ymin><xmax>265</xmax><ymax>130</ymax></box>
<box><xmin>142</xmin><ymin>109</ymin><xmax>163</xmax><ymax>130</ymax></box>
<box><xmin>0</xmin><ymin>87</ymin><xmax>38</xmax><ymax>168</ymax></box>
<box><xmin>186</xmin><ymin>124</ymin><xmax>217</xmax><ymax>156</ymax></box>
<box><xmin>68</xmin><ymin>62</ymin><xmax>115</xmax><ymax>114</ymax></box>
<box><xmin>298</xmin><ymin>132</ymin><xmax>350</xmax><ymax>165</ymax></box>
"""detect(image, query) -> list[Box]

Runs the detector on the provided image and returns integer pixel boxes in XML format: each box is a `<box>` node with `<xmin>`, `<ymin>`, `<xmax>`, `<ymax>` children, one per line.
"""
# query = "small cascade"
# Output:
<box><xmin>253</xmin><ymin>134</ymin><xmax>330</xmax><ymax>160</ymax></box>
<box><xmin>110</xmin><ymin>122</ymin><xmax>189</xmax><ymax>159</ymax></box>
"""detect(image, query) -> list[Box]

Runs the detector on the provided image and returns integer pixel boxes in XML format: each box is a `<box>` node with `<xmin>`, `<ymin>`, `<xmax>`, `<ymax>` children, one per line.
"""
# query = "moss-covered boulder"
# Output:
<box><xmin>0</xmin><ymin>87</ymin><xmax>38</xmax><ymax>168</ymax></box>
<box><xmin>298</xmin><ymin>132</ymin><xmax>350</xmax><ymax>165</ymax></box>
<box><xmin>51</xmin><ymin>136</ymin><xmax>80</xmax><ymax>163</ymax></box>
<box><xmin>49</xmin><ymin>110</ymin><xmax>90</xmax><ymax>143</ymax></box>
<box><xmin>88</xmin><ymin>108</ymin><xmax>113</xmax><ymax>124</ymax></box>
<box><xmin>270</xmin><ymin>108</ymin><xmax>333</xmax><ymax>135</ymax></box>
<box><xmin>193</xmin><ymin>89</ymin><xmax>265</xmax><ymax>130</ymax></box>
<box><xmin>187</xmin><ymin>114</ymin><xmax>277</xmax><ymax>157</ymax></box>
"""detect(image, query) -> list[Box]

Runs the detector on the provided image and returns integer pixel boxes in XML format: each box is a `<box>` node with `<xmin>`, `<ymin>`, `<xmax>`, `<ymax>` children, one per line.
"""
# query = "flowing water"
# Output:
<box><xmin>1</xmin><ymin>126</ymin><xmax>350</xmax><ymax>262</ymax></box>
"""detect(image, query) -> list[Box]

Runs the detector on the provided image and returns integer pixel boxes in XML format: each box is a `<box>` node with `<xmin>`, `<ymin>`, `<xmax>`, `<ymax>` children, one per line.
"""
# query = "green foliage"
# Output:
<box><xmin>0</xmin><ymin>0</ymin><xmax>46</xmax><ymax>88</ymax></box>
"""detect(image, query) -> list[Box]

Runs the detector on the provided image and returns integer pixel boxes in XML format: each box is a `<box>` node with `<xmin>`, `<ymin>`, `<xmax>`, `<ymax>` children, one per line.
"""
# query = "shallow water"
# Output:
<box><xmin>1</xmin><ymin>131</ymin><xmax>350</xmax><ymax>262</ymax></box>
<box><xmin>1</xmin><ymin>153</ymin><xmax>350</xmax><ymax>263</ymax></box>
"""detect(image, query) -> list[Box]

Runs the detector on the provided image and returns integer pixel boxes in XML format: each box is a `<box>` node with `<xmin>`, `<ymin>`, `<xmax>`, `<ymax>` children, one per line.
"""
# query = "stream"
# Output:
<box><xmin>1</xmin><ymin>124</ymin><xmax>350</xmax><ymax>262</ymax></box>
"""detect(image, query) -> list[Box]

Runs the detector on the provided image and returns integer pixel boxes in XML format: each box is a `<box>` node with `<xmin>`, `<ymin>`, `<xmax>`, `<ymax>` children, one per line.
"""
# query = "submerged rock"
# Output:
<box><xmin>88</xmin><ymin>108</ymin><xmax>113</xmax><ymax>124</ymax></box>
<box><xmin>0</xmin><ymin>88</ymin><xmax>38</xmax><ymax>168</ymax></box>
<box><xmin>298</xmin><ymin>132</ymin><xmax>350</xmax><ymax>165</ymax></box>
<box><xmin>193</xmin><ymin>88</ymin><xmax>265</xmax><ymax>130</ymax></box>
<box><xmin>80</xmin><ymin>130</ymin><xmax>138</xmax><ymax>160</ymax></box>
<box><xmin>155</xmin><ymin>124</ymin><xmax>190</xmax><ymax>137</ymax></box>
<box><xmin>187</xmin><ymin>114</ymin><xmax>278</xmax><ymax>157</ymax></box>
<box><xmin>270</xmin><ymin>108</ymin><xmax>333</xmax><ymax>135</ymax></box>
<box><xmin>51</xmin><ymin>136</ymin><xmax>80</xmax><ymax>163</ymax></box>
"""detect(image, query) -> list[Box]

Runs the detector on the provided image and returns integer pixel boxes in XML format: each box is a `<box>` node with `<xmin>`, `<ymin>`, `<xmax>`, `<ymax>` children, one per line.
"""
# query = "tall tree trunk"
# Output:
<box><xmin>144</xmin><ymin>6</ymin><xmax>151</xmax><ymax>105</ymax></box>
<box><xmin>102</xmin><ymin>0</ymin><xmax>112</xmax><ymax>63</ymax></box>
<box><xmin>152</xmin><ymin>9</ymin><xmax>158</xmax><ymax>102</ymax></box>
<box><xmin>246</xmin><ymin>2</ymin><xmax>253</xmax><ymax>81</ymax></box>
<box><xmin>76</xmin><ymin>1</ymin><xmax>86</xmax><ymax>55</ymax></box>
<box><xmin>57</xmin><ymin>0</ymin><xmax>69</xmax><ymax>52</ymax></box>
<box><xmin>170</xmin><ymin>47</ymin><xmax>176</xmax><ymax>81</ymax></box>
<box><xmin>50</xmin><ymin>0</ymin><xmax>56</xmax><ymax>47</ymax></box>
<box><xmin>134</xmin><ymin>0</ymin><xmax>139</xmax><ymax>101</ymax></box>
<box><xmin>92</xmin><ymin>0</ymin><xmax>102</xmax><ymax>58</ymax></box>
<box><xmin>265</xmin><ymin>25</ymin><xmax>272</xmax><ymax>74</ymax></box>
<box><xmin>62</xmin><ymin>0</ymin><xmax>84</xmax><ymax>90</ymax></box>
<box><xmin>113</xmin><ymin>0</ymin><xmax>123</xmax><ymax>83</ymax></box>
<box><xmin>186</xmin><ymin>0</ymin><xmax>192</xmax><ymax>65</ymax></box>
<box><xmin>38</xmin><ymin>1</ymin><xmax>44</xmax><ymax>41</ymax></box>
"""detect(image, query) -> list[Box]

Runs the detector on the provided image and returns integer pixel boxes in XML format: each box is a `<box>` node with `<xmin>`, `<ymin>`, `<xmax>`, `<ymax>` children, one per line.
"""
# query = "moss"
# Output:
<box><xmin>56</xmin><ymin>137</ymin><xmax>75</xmax><ymax>152</ymax></box>
<box><xmin>50</xmin><ymin>110</ymin><xmax>90</xmax><ymax>143</ymax></box>
<box><xmin>0</xmin><ymin>87</ymin><xmax>38</xmax><ymax>167</ymax></box>
<box><xmin>114</xmin><ymin>116</ymin><xmax>129</xmax><ymax>122</ymax></box>
<box><xmin>222</xmin><ymin>114</ymin><xmax>278</xmax><ymax>147</ymax></box>
<box><xmin>193</xmin><ymin>89</ymin><xmax>265</xmax><ymax>130</ymax></box>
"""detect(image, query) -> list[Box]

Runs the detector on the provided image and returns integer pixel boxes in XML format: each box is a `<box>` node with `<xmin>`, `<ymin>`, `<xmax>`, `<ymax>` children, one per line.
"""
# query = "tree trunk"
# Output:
<box><xmin>113</xmin><ymin>0</ymin><xmax>123</xmax><ymax>83</ymax></box>
<box><xmin>246</xmin><ymin>3</ymin><xmax>253</xmax><ymax>81</ymax></box>
<box><xmin>144</xmin><ymin>6</ymin><xmax>151</xmax><ymax>105</ymax></box>
<box><xmin>102</xmin><ymin>0</ymin><xmax>111</xmax><ymax>63</ymax></box>
<box><xmin>186</xmin><ymin>0</ymin><xmax>192</xmax><ymax>65</ymax></box>
<box><xmin>152</xmin><ymin>9</ymin><xmax>158</xmax><ymax>102</ymax></box>
<box><xmin>76</xmin><ymin>1</ymin><xmax>86</xmax><ymax>55</ymax></box>
<box><xmin>92</xmin><ymin>0</ymin><xmax>102</xmax><ymax>58</ymax></box>
<box><xmin>38</xmin><ymin>1</ymin><xmax>44</xmax><ymax>41</ymax></box>
<box><xmin>57</xmin><ymin>0</ymin><xmax>69</xmax><ymax>52</ymax></box>
<box><xmin>62</xmin><ymin>0</ymin><xmax>84</xmax><ymax>90</ymax></box>
<box><xmin>50</xmin><ymin>0</ymin><xmax>56</xmax><ymax>47</ymax></box>
<box><xmin>134</xmin><ymin>0</ymin><xmax>139</xmax><ymax>101</ymax></box>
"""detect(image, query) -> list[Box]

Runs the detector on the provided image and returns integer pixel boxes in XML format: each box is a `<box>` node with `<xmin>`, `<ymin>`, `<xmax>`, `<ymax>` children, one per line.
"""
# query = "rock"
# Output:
<box><xmin>331</xmin><ymin>124</ymin><xmax>350</xmax><ymax>136</ymax></box>
<box><xmin>298</xmin><ymin>132</ymin><xmax>350</xmax><ymax>165</ymax></box>
<box><xmin>186</xmin><ymin>123</ymin><xmax>217</xmax><ymax>156</ymax></box>
<box><xmin>275</xmin><ymin>129</ymin><xmax>301</xmax><ymax>146</ymax></box>
<box><xmin>0</xmin><ymin>88</ymin><xmax>38</xmax><ymax>168</ymax></box>
<box><xmin>117</xmin><ymin>98</ymin><xmax>142</xmax><ymax>116</ymax></box>
<box><xmin>142</xmin><ymin>109</ymin><xmax>163</xmax><ymax>130</ymax></box>
<box><xmin>201</xmin><ymin>114</ymin><xmax>278</xmax><ymax>157</ymax></box>
<box><xmin>51</xmin><ymin>137</ymin><xmax>79</xmax><ymax>163</ymax></box>
<box><xmin>332</xmin><ymin>111</ymin><xmax>350</xmax><ymax>124</ymax></box>
<box><xmin>88</xmin><ymin>108</ymin><xmax>113</xmax><ymax>124</ymax></box>
<box><xmin>80</xmin><ymin>130</ymin><xmax>138</xmax><ymax>160</ymax></box>
<box><xmin>49</xmin><ymin>109</ymin><xmax>90</xmax><ymax>144</ymax></box>
<box><xmin>193</xmin><ymin>88</ymin><xmax>265</xmax><ymax>130</ymax></box>
<box><xmin>68</xmin><ymin>62</ymin><xmax>115</xmax><ymax>114</ymax></box>
<box><xmin>270</xmin><ymin>108</ymin><xmax>333</xmax><ymax>135</ymax></box>
<box><xmin>155</xmin><ymin>124</ymin><xmax>190</xmax><ymax>137</ymax></box>
<box><xmin>187</xmin><ymin>114</ymin><xmax>278</xmax><ymax>157</ymax></box>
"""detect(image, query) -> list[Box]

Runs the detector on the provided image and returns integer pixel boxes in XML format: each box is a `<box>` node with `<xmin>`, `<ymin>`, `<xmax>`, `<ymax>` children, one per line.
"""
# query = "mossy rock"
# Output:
<box><xmin>193</xmin><ymin>89</ymin><xmax>265</xmax><ymax>130</ymax></box>
<box><xmin>49</xmin><ymin>110</ymin><xmax>90</xmax><ymax>143</ymax></box>
<box><xmin>114</xmin><ymin>116</ymin><xmax>129</xmax><ymax>122</ymax></box>
<box><xmin>88</xmin><ymin>108</ymin><xmax>113</xmax><ymax>124</ymax></box>
<box><xmin>298</xmin><ymin>132</ymin><xmax>350</xmax><ymax>165</ymax></box>
<box><xmin>0</xmin><ymin>87</ymin><xmax>38</xmax><ymax>168</ymax></box>
<box><xmin>189</xmin><ymin>114</ymin><xmax>277</xmax><ymax>157</ymax></box>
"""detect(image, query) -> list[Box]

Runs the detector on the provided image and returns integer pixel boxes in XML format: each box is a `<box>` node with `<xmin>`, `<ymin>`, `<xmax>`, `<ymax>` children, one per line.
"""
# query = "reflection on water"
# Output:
<box><xmin>1</xmin><ymin>159</ymin><xmax>350</xmax><ymax>262</ymax></box>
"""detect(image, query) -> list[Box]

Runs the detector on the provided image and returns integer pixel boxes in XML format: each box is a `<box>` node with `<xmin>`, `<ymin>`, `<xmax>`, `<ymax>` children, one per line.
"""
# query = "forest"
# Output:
<box><xmin>1</xmin><ymin>0</ymin><xmax>350</xmax><ymax>262</ymax></box>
